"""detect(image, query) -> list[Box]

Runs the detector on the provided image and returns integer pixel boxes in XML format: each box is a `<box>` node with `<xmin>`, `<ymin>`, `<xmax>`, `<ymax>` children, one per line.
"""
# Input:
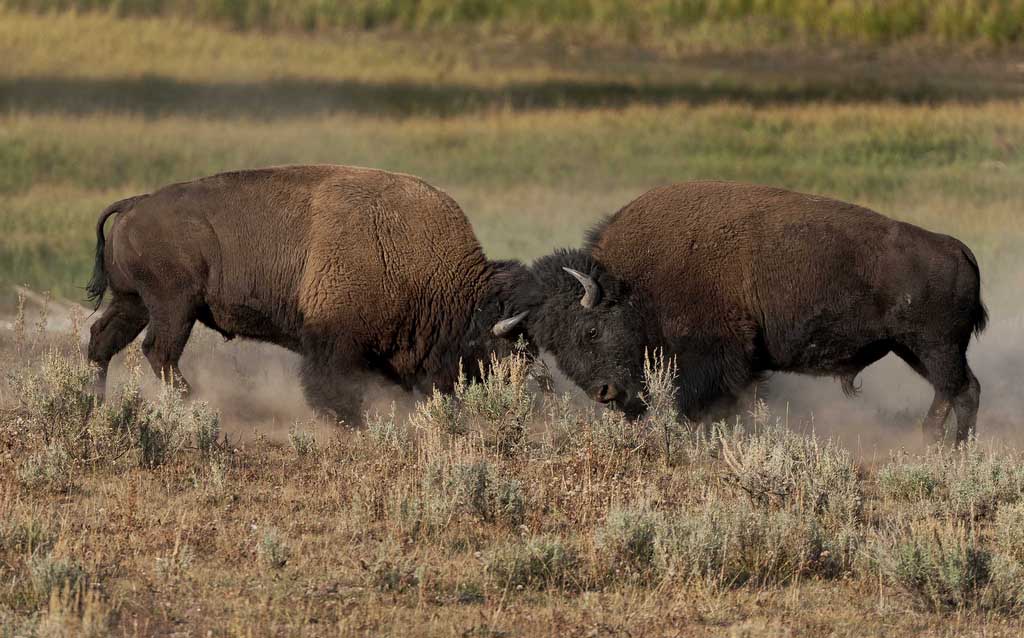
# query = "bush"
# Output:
<box><xmin>29</xmin><ymin>555</ymin><xmax>89</xmax><ymax>603</ymax></box>
<box><xmin>365</xmin><ymin>543</ymin><xmax>421</xmax><ymax>593</ymax></box>
<box><xmin>878</xmin><ymin>445</ymin><xmax>1024</xmax><ymax>521</ymax></box>
<box><xmin>448</xmin><ymin>461</ymin><xmax>526</xmax><ymax>527</ymax></box>
<box><xmin>986</xmin><ymin>503</ymin><xmax>1024</xmax><ymax>610</ymax></box>
<box><xmin>717</xmin><ymin>422</ymin><xmax>863</xmax><ymax>525</ymax></box>
<box><xmin>288</xmin><ymin>422</ymin><xmax>318</xmax><ymax>458</ymax></box>
<box><xmin>659</xmin><ymin>497</ymin><xmax>838</xmax><ymax>588</ymax></box>
<box><xmin>596</xmin><ymin>507</ymin><xmax>659</xmax><ymax>581</ymax></box>
<box><xmin>17</xmin><ymin>443</ymin><xmax>76</xmax><ymax>493</ymax></box>
<box><xmin>412</xmin><ymin>351</ymin><xmax>535</xmax><ymax>455</ymax></box>
<box><xmin>872</xmin><ymin>519</ymin><xmax>990</xmax><ymax>611</ymax></box>
<box><xmin>365</xmin><ymin>404</ymin><xmax>412</xmax><ymax>454</ymax></box>
<box><xmin>488</xmin><ymin>537</ymin><xmax>580</xmax><ymax>591</ymax></box>
<box><xmin>257</xmin><ymin>527</ymin><xmax>290</xmax><ymax>570</ymax></box>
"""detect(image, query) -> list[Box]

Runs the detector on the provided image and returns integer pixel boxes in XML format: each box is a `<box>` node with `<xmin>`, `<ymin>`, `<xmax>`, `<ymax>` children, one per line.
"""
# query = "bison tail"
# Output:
<box><xmin>86</xmin><ymin>195</ymin><xmax>144</xmax><ymax>309</ymax></box>
<box><xmin>958</xmin><ymin>242</ymin><xmax>988</xmax><ymax>338</ymax></box>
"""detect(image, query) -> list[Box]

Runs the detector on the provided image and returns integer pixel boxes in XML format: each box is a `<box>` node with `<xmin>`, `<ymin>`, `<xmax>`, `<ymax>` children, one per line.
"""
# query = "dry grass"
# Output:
<box><xmin>3</xmin><ymin>325</ymin><xmax>1024</xmax><ymax>635</ymax></box>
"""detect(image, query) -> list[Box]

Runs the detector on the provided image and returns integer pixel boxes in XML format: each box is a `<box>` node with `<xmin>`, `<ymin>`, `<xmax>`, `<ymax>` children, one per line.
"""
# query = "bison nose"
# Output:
<box><xmin>595</xmin><ymin>384</ymin><xmax>621</xmax><ymax>404</ymax></box>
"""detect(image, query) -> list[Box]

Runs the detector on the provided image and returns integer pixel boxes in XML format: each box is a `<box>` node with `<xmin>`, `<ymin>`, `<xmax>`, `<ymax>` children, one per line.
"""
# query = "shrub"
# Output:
<box><xmin>364</xmin><ymin>543</ymin><xmax>421</xmax><ymax>593</ymax></box>
<box><xmin>448</xmin><ymin>460</ymin><xmax>526</xmax><ymax>527</ymax></box>
<box><xmin>717</xmin><ymin>422</ymin><xmax>862</xmax><ymax>525</ymax></box>
<box><xmin>640</xmin><ymin>348</ymin><xmax>687</xmax><ymax>465</ymax></box>
<box><xmin>596</xmin><ymin>507</ymin><xmax>659</xmax><ymax>581</ymax></box>
<box><xmin>460</xmin><ymin>352</ymin><xmax>535</xmax><ymax>456</ymax></box>
<box><xmin>872</xmin><ymin>519</ymin><xmax>990</xmax><ymax>611</ymax></box>
<box><xmin>365</xmin><ymin>404</ymin><xmax>412</xmax><ymax>454</ymax></box>
<box><xmin>986</xmin><ymin>503</ymin><xmax>1024</xmax><ymax>610</ymax></box>
<box><xmin>659</xmin><ymin>497</ymin><xmax>837</xmax><ymax>588</ymax></box>
<box><xmin>0</xmin><ymin>515</ymin><xmax>54</xmax><ymax>554</ymax></box>
<box><xmin>488</xmin><ymin>537</ymin><xmax>580</xmax><ymax>591</ymax></box>
<box><xmin>257</xmin><ymin>527</ymin><xmax>290</xmax><ymax>570</ymax></box>
<box><xmin>878</xmin><ymin>444</ymin><xmax>1024</xmax><ymax>521</ymax></box>
<box><xmin>411</xmin><ymin>351</ymin><xmax>535</xmax><ymax>454</ymax></box>
<box><xmin>288</xmin><ymin>422</ymin><xmax>318</xmax><ymax>458</ymax></box>
<box><xmin>17</xmin><ymin>443</ymin><xmax>76</xmax><ymax>493</ymax></box>
<box><xmin>29</xmin><ymin>555</ymin><xmax>89</xmax><ymax>603</ymax></box>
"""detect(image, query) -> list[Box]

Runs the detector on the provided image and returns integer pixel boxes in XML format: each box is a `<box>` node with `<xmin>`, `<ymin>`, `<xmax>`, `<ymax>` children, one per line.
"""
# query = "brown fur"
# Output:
<box><xmin>87</xmin><ymin>165</ymin><xmax>525</xmax><ymax>423</ymax></box>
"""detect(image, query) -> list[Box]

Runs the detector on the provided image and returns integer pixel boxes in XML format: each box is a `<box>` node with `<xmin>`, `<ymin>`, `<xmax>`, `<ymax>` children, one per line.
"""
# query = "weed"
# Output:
<box><xmin>872</xmin><ymin>518</ymin><xmax>990</xmax><ymax>611</ymax></box>
<box><xmin>29</xmin><ymin>555</ymin><xmax>88</xmax><ymax>604</ymax></box>
<box><xmin>257</xmin><ymin>527</ymin><xmax>290</xmax><ymax>569</ymax></box>
<box><xmin>596</xmin><ymin>507</ymin><xmax>659</xmax><ymax>581</ymax></box>
<box><xmin>659</xmin><ymin>497</ymin><xmax>838</xmax><ymax>588</ymax></box>
<box><xmin>288</xmin><ymin>422</ymin><xmax>318</xmax><ymax>458</ymax></box>
<box><xmin>155</xmin><ymin>542</ymin><xmax>194</xmax><ymax>581</ymax></box>
<box><xmin>17</xmin><ymin>443</ymin><xmax>75</xmax><ymax>493</ymax></box>
<box><xmin>365</xmin><ymin>404</ymin><xmax>412</xmax><ymax>453</ymax></box>
<box><xmin>488</xmin><ymin>537</ymin><xmax>580</xmax><ymax>591</ymax></box>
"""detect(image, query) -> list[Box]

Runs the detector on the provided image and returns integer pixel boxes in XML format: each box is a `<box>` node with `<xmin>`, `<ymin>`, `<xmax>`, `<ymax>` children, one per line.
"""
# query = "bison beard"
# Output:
<box><xmin>518</xmin><ymin>181</ymin><xmax>987</xmax><ymax>444</ymax></box>
<box><xmin>85</xmin><ymin>165</ymin><xmax>530</xmax><ymax>424</ymax></box>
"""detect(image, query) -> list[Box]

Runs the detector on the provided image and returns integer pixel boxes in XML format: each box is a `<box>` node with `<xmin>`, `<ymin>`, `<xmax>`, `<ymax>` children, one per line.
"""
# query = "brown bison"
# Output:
<box><xmin>511</xmin><ymin>181</ymin><xmax>987</xmax><ymax>443</ymax></box>
<box><xmin>86</xmin><ymin>165</ymin><xmax>529</xmax><ymax>422</ymax></box>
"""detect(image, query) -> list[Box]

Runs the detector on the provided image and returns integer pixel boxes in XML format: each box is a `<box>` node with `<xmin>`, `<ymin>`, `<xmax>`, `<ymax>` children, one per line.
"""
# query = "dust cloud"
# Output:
<box><xmin>7</xmin><ymin>276</ymin><xmax>1021</xmax><ymax>453</ymax></box>
<box><xmin>175</xmin><ymin>328</ymin><xmax>421</xmax><ymax>441</ymax></box>
<box><xmin>760</xmin><ymin>309</ymin><xmax>1024</xmax><ymax>456</ymax></box>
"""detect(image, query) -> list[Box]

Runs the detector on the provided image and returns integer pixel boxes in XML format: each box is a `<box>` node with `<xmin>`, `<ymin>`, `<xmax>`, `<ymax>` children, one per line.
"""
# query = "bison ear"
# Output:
<box><xmin>492</xmin><ymin>311</ymin><xmax>528</xmax><ymax>337</ymax></box>
<box><xmin>562</xmin><ymin>267</ymin><xmax>601</xmax><ymax>308</ymax></box>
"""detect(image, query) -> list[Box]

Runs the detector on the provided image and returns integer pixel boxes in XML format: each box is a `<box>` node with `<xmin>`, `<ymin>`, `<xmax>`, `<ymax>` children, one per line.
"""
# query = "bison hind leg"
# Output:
<box><xmin>894</xmin><ymin>343</ymin><xmax>976</xmax><ymax>444</ymax></box>
<box><xmin>141</xmin><ymin>299</ymin><xmax>197</xmax><ymax>396</ymax></box>
<box><xmin>88</xmin><ymin>293</ymin><xmax>150</xmax><ymax>400</ymax></box>
<box><xmin>952</xmin><ymin>367</ymin><xmax>980</xmax><ymax>443</ymax></box>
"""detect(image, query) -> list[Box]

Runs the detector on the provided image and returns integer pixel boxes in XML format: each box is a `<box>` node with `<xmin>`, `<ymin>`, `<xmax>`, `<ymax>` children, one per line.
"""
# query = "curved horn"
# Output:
<box><xmin>562</xmin><ymin>267</ymin><xmax>601</xmax><ymax>308</ymax></box>
<box><xmin>492</xmin><ymin>311</ymin><xmax>529</xmax><ymax>337</ymax></box>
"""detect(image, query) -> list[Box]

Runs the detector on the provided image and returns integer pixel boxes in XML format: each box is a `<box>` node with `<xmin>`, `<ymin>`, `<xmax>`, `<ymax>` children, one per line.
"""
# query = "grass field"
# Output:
<box><xmin>2</xmin><ymin>8</ymin><xmax>1024</xmax><ymax>637</ymax></box>
<box><xmin>6</xmin><ymin>0</ymin><xmax>1024</xmax><ymax>47</ymax></box>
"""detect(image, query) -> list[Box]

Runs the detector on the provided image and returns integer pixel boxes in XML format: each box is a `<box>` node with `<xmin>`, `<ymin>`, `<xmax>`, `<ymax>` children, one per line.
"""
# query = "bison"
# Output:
<box><xmin>510</xmin><ymin>181</ymin><xmax>987</xmax><ymax>443</ymax></box>
<box><xmin>86</xmin><ymin>164</ymin><xmax>529</xmax><ymax>423</ymax></box>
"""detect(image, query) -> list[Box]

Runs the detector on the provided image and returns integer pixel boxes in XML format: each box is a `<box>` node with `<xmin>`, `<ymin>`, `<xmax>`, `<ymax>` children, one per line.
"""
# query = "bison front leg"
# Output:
<box><xmin>299</xmin><ymin>355</ymin><xmax>367</xmax><ymax>426</ymax></box>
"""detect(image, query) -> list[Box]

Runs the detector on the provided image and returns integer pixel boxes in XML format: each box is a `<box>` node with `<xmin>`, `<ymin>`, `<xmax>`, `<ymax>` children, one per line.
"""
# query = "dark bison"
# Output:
<box><xmin>86</xmin><ymin>164</ymin><xmax>529</xmax><ymax>423</ymax></box>
<box><xmin>511</xmin><ymin>181</ymin><xmax>987</xmax><ymax>443</ymax></box>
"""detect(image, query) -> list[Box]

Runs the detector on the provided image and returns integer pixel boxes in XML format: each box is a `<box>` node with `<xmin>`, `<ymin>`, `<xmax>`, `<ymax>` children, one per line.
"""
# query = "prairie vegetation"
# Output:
<box><xmin>5</xmin><ymin>0</ymin><xmax>1024</xmax><ymax>47</ymax></box>
<box><xmin>1</xmin><ymin>6</ymin><xmax>1023</xmax><ymax>636</ymax></box>
<box><xmin>4</xmin><ymin>320</ymin><xmax>1024</xmax><ymax>635</ymax></box>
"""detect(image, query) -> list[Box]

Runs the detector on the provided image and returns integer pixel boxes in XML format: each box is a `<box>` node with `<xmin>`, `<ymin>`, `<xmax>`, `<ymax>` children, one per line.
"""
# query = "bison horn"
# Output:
<box><xmin>562</xmin><ymin>267</ymin><xmax>601</xmax><ymax>308</ymax></box>
<box><xmin>492</xmin><ymin>311</ymin><xmax>529</xmax><ymax>337</ymax></box>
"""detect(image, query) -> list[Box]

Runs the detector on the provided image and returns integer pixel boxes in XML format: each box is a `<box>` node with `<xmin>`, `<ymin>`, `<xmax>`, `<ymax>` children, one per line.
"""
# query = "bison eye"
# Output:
<box><xmin>586</xmin><ymin>327</ymin><xmax>600</xmax><ymax>342</ymax></box>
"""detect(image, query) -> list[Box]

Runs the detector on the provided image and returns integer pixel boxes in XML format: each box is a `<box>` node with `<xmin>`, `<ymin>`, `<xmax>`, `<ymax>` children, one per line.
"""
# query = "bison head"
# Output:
<box><xmin>452</xmin><ymin>261</ymin><xmax>535</xmax><ymax>379</ymax></box>
<box><xmin>500</xmin><ymin>249</ymin><xmax>656</xmax><ymax>417</ymax></box>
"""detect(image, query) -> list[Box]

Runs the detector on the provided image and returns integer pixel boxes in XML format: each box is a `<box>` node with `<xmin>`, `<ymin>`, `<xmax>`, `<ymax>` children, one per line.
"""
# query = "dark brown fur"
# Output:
<box><xmin>518</xmin><ymin>181</ymin><xmax>986</xmax><ymax>443</ymax></box>
<box><xmin>86</xmin><ymin>165</ymin><xmax>527</xmax><ymax>423</ymax></box>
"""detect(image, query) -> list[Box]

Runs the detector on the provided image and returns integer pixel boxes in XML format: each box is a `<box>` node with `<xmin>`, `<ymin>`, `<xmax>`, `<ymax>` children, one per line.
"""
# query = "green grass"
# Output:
<box><xmin>5</xmin><ymin>0</ymin><xmax>1024</xmax><ymax>47</ymax></box>
<box><xmin>3</xmin><ymin>103</ymin><xmax>1022</xmax><ymax>303</ymax></box>
<box><xmin>0</xmin><ymin>10</ymin><xmax>1022</xmax><ymax>307</ymax></box>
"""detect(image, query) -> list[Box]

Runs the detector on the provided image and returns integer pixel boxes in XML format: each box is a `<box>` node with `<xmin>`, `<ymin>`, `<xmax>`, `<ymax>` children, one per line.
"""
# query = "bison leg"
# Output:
<box><xmin>895</xmin><ymin>344</ymin><xmax>973</xmax><ymax>445</ymax></box>
<box><xmin>952</xmin><ymin>367</ymin><xmax>980</xmax><ymax>444</ymax></box>
<box><xmin>299</xmin><ymin>355</ymin><xmax>368</xmax><ymax>426</ymax></box>
<box><xmin>922</xmin><ymin>393</ymin><xmax>954</xmax><ymax>445</ymax></box>
<box><xmin>141</xmin><ymin>301</ymin><xmax>196</xmax><ymax>396</ymax></box>
<box><xmin>87</xmin><ymin>293</ymin><xmax>149</xmax><ymax>400</ymax></box>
